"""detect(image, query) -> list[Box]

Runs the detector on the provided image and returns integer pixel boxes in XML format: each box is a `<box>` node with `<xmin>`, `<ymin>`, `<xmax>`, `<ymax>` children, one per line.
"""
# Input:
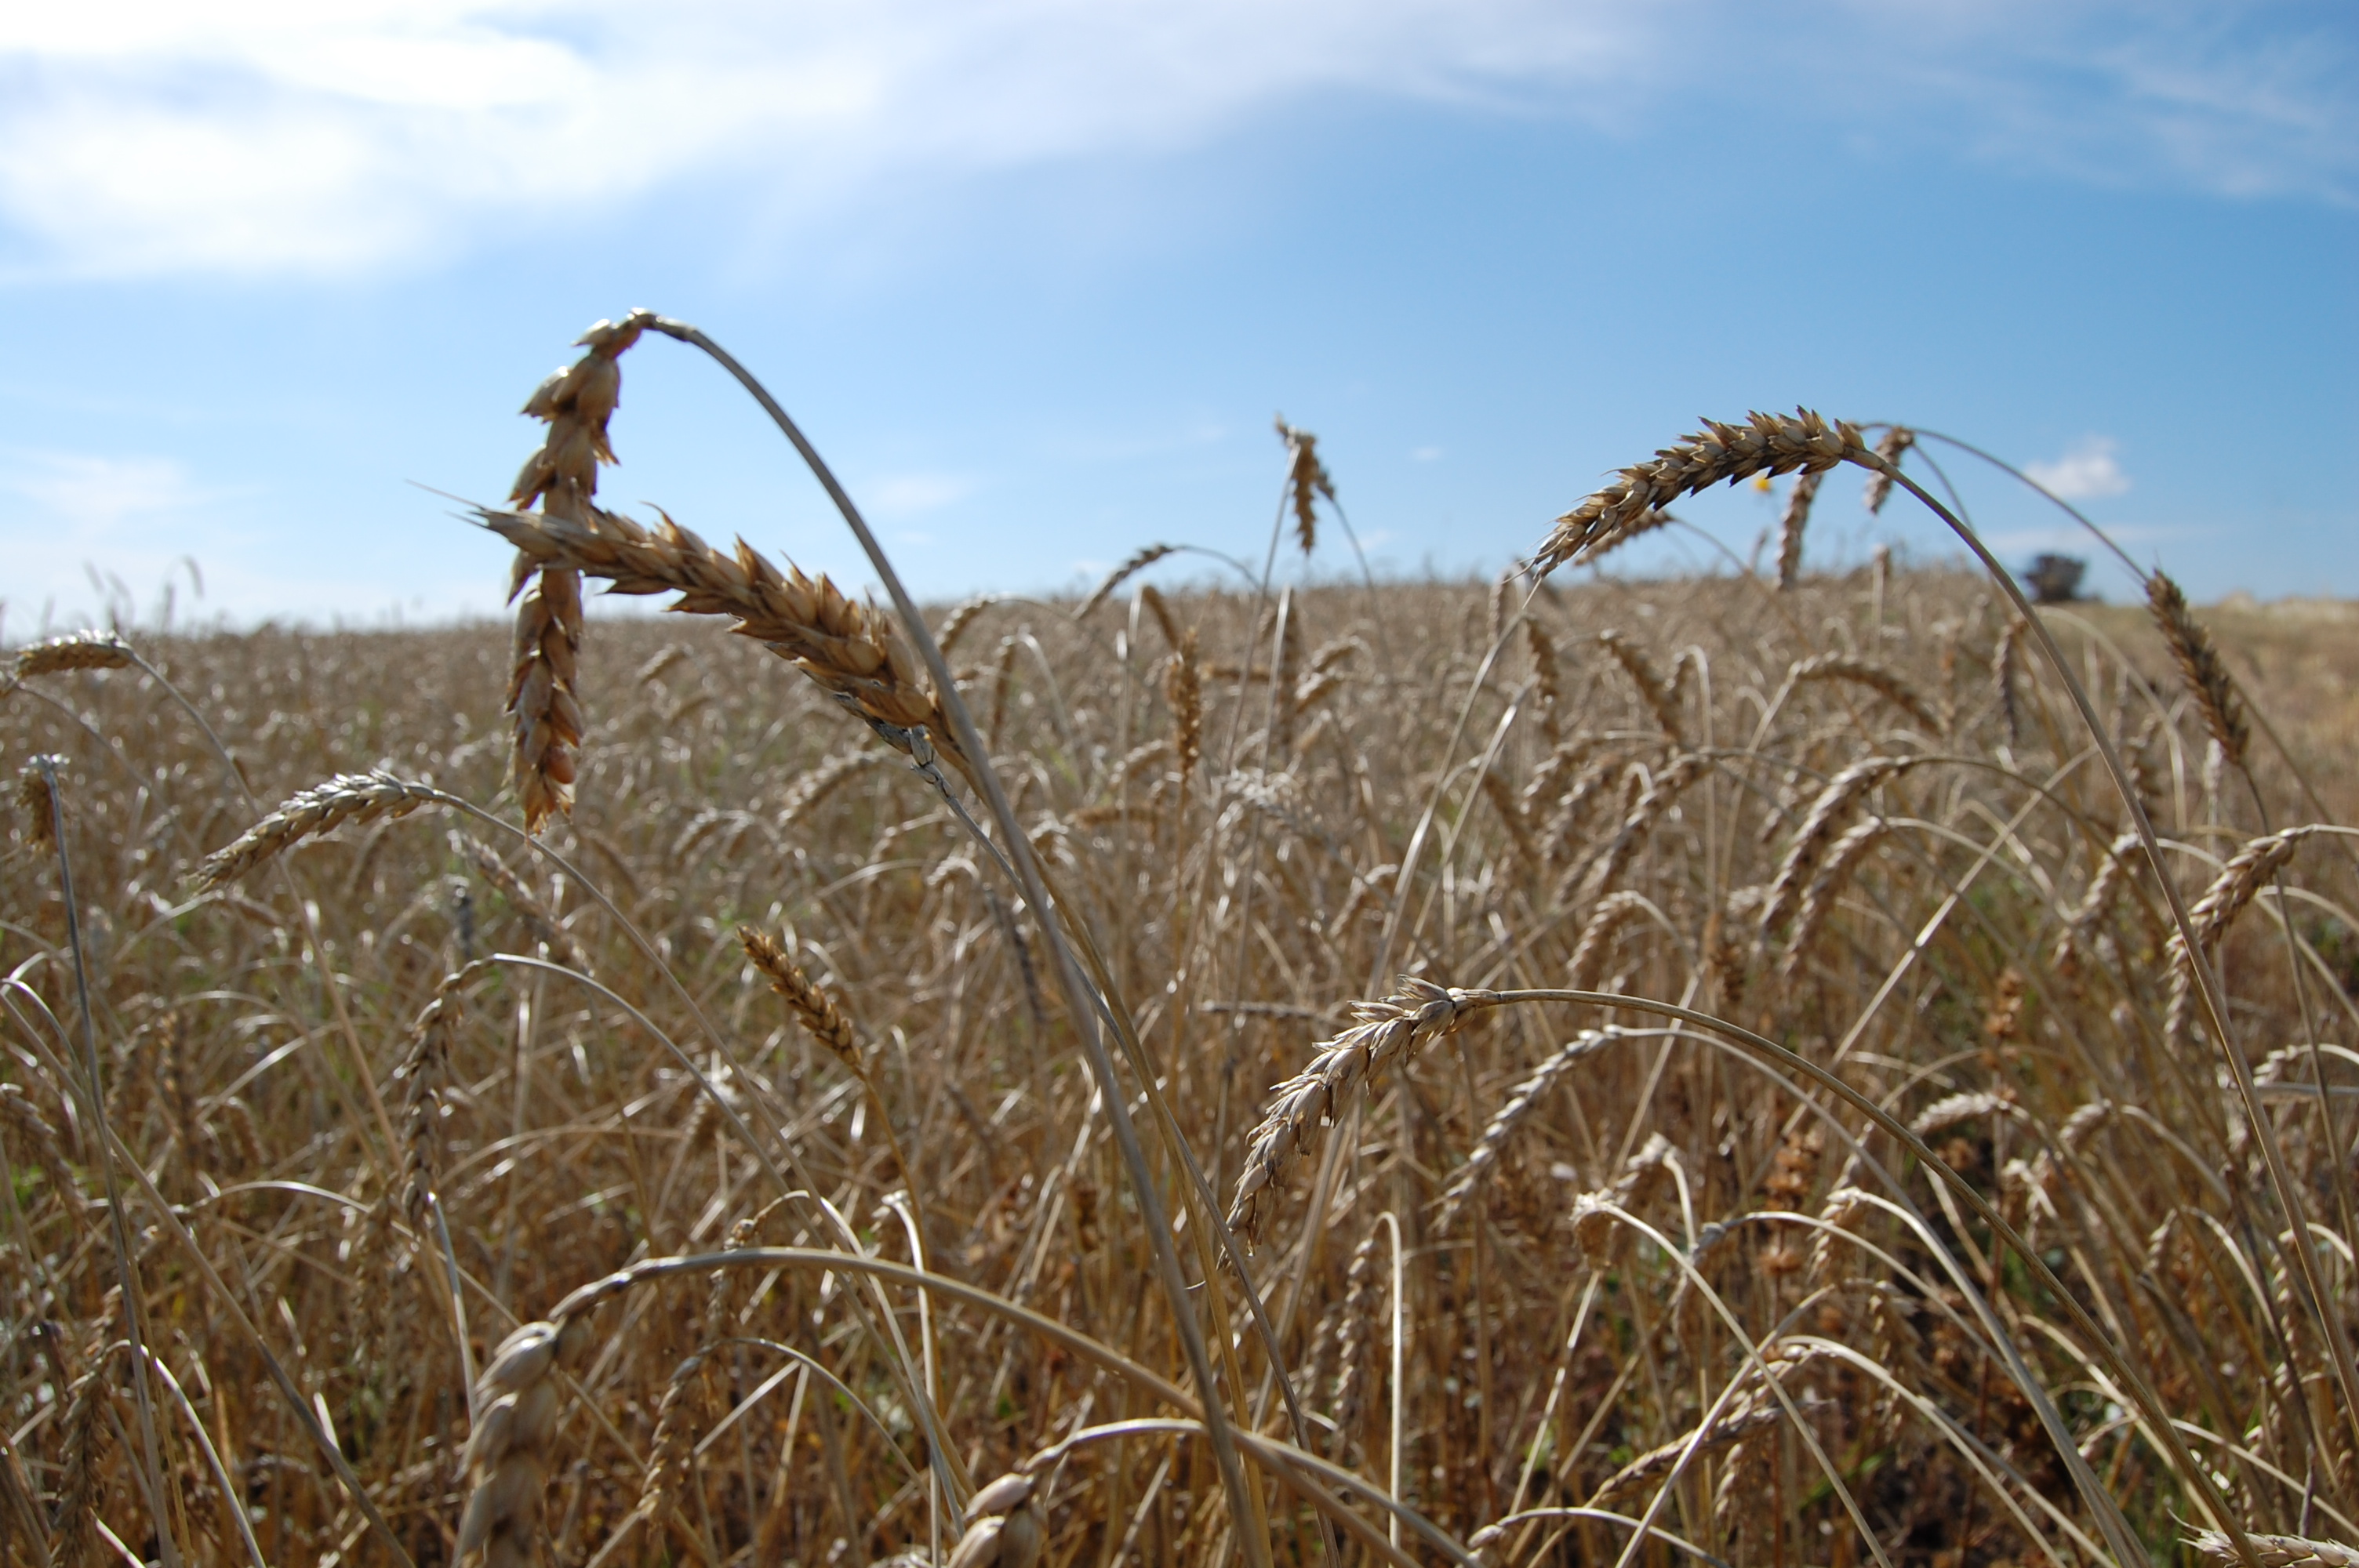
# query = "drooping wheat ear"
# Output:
<box><xmin>0</xmin><ymin>1428</ymin><xmax>44</xmax><ymax>1568</ymax></box>
<box><xmin>1478</xmin><ymin>768</ymin><xmax>1539</xmax><ymax>880</ymax></box>
<box><xmin>1779</xmin><ymin>817</ymin><xmax>1889</xmax><ymax>978</ymax></box>
<box><xmin>195</xmin><ymin>770</ymin><xmax>440</xmax><ymax>890</ymax></box>
<box><xmin>395</xmin><ymin>971</ymin><xmax>468</xmax><ymax>1226</ymax></box>
<box><xmin>1569</xmin><ymin>751</ymin><xmax>1710</xmax><ymax>902</ymax></box>
<box><xmin>2190</xmin><ymin>1533</ymin><xmax>2359</xmax><ymax>1568</ymax></box>
<box><xmin>1787</xmin><ymin>652</ymin><xmax>1942</xmax><ymax>733</ymax></box>
<box><xmin>2148</xmin><ymin>572</ymin><xmax>2250</xmax><ymax>766</ymax></box>
<box><xmin>1518</xmin><ymin>617</ymin><xmax>1565</xmax><ymax>746</ymax></box>
<box><xmin>1991</xmin><ymin>613</ymin><xmax>2025</xmax><ymax>746</ymax></box>
<box><xmin>1438</xmin><ymin>1028</ymin><xmax>1616</xmax><ymax>1229</ymax></box>
<box><xmin>479</xmin><ymin>503</ymin><xmax>969</xmax><ymax>779</ymax></box>
<box><xmin>9</xmin><ymin>631</ymin><xmax>135</xmax><ymax>687</ymax></box>
<box><xmin>1776</xmin><ymin>468</ymin><xmax>1821</xmax><ymax>590</ymax></box>
<box><xmin>2165</xmin><ymin>826</ymin><xmax>2324</xmax><ymax>1041</ymax></box>
<box><xmin>0</xmin><ymin>1082</ymin><xmax>84</xmax><ymax>1214</ymax></box>
<box><xmin>947</xmin><ymin>1471</ymin><xmax>1045</xmax><ymax>1568</ymax></box>
<box><xmin>1596</xmin><ymin>630</ymin><xmax>1682</xmax><ymax>741</ymax></box>
<box><xmin>1569</xmin><ymin>1132</ymin><xmax>1676</xmax><ymax>1261</ymax></box>
<box><xmin>936</xmin><ymin>594</ymin><xmax>999</xmax><ymax>652</ymax></box>
<box><xmin>1808</xmin><ymin>1185</ymin><xmax>1871</xmax><ymax>1284</ymax></box>
<box><xmin>737</xmin><ymin>927</ymin><xmax>860</xmax><ymax>1073</ymax></box>
<box><xmin>456</xmin><ymin>1308</ymin><xmax>604</xmax><ymax>1568</ymax></box>
<box><xmin>1165</xmin><ymin>628</ymin><xmax>1204</xmax><ymax>779</ymax></box>
<box><xmin>2055</xmin><ymin>829</ymin><xmax>2141</xmax><ymax>973</ymax></box>
<box><xmin>14</xmin><ymin>757</ymin><xmax>60</xmax><ymax>847</ymax></box>
<box><xmin>1521</xmin><ymin>734</ymin><xmax>1587</xmax><ymax>814</ymax></box>
<box><xmin>1757</xmin><ymin>756</ymin><xmax>1923</xmax><ymax>949</ymax></box>
<box><xmin>1077</xmin><ymin>545</ymin><xmax>1178</xmax><ymax>619</ymax></box>
<box><xmin>505</xmin><ymin>314</ymin><xmax>652</xmax><ymax>832</ymax></box>
<box><xmin>1538</xmin><ymin>753</ymin><xmax>1616</xmax><ymax>866</ymax></box>
<box><xmin>457</xmin><ymin>836</ymin><xmax>587</xmax><ymax>972</ymax></box>
<box><xmin>1910</xmin><ymin>1090</ymin><xmax>2018</xmax><ymax>1139</ymax></box>
<box><xmin>1229</xmin><ymin>978</ymin><xmax>1497</xmax><ymax>1238</ymax></box>
<box><xmin>1275</xmin><ymin>417</ymin><xmax>1335</xmax><ymax>555</ymax></box>
<box><xmin>56</xmin><ymin>1341</ymin><xmax>125</xmax><ymax>1568</ymax></box>
<box><xmin>777</xmin><ymin>750</ymin><xmax>884</xmax><ymax>830</ymax></box>
<box><xmin>1327</xmin><ymin>1229</ymin><xmax>1383</xmax><ymax>1442</ymax></box>
<box><xmin>634</xmin><ymin>643</ymin><xmax>690</xmax><ymax>684</ymax></box>
<box><xmin>635</xmin><ymin>1348</ymin><xmax>715</xmax><ymax>1534</ymax></box>
<box><xmin>1134</xmin><ymin>583</ymin><xmax>1183</xmax><ymax>649</ymax></box>
<box><xmin>1532</xmin><ymin>409</ymin><xmax>1869</xmax><ymax>576</ymax></box>
<box><xmin>1590</xmin><ymin>1402</ymin><xmax>1785</xmax><ymax>1509</ymax></box>
<box><xmin>1861</xmin><ymin>426</ymin><xmax>1915</xmax><ymax>514</ymax></box>
<box><xmin>1567</xmin><ymin>891</ymin><xmax>1652</xmax><ymax>990</ymax></box>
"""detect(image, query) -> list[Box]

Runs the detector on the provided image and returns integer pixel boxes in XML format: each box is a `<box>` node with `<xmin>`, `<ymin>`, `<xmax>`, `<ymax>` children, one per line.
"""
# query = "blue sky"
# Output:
<box><xmin>1</xmin><ymin>1</ymin><xmax>2352</xmax><ymax>631</ymax></box>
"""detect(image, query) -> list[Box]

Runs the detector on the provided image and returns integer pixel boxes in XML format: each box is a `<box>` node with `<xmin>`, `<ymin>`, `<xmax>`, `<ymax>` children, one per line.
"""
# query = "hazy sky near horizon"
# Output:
<box><xmin>2</xmin><ymin>0</ymin><xmax>2353</xmax><ymax>632</ymax></box>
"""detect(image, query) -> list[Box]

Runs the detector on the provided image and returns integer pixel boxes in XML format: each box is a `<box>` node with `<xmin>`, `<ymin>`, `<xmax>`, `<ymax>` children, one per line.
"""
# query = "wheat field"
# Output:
<box><xmin>4</xmin><ymin>314</ymin><xmax>2357</xmax><ymax>1568</ymax></box>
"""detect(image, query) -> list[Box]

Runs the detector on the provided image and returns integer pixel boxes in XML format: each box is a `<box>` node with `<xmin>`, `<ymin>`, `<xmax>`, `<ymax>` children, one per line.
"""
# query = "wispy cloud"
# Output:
<box><xmin>0</xmin><ymin>2</ymin><xmax>2346</xmax><ymax>279</ymax></box>
<box><xmin>2023</xmin><ymin>436</ymin><xmax>2131</xmax><ymax>500</ymax></box>
<box><xmin>865</xmin><ymin>471</ymin><xmax>979</xmax><ymax>518</ymax></box>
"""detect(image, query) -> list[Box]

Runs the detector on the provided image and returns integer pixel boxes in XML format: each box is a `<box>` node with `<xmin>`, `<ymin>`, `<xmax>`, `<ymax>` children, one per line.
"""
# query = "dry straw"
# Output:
<box><xmin>1532</xmin><ymin>408</ymin><xmax>1868</xmax><ymax>575</ymax></box>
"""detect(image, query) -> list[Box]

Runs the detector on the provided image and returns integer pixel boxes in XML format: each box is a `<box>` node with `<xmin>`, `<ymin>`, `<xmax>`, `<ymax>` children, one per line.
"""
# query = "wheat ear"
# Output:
<box><xmin>1787</xmin><ymin>652</ymin><xmax>1942</xmax><ymax>733</ymax></box>
<box><xmin>2147</xmin><ymin>572</ymin><xmax>2250</xmax><ymax>766</ymax></box>
<box><xmin>2190</xmin><ymin>1534</ymin><xmax>2359</xmax><ymax>1568</ymax></box>
<box><xmin>1757</xmin><ymin>756</ymin><xmax>1923</xmax><ymax>948</ymax></box>
<box><xmin>15</xmin><ymin>757</ymin><xmax>61</xmax><ymax>848</ymax></box>
<box><xmin>1778</xmin><ymin>817</ymin><xmax>1890</xmax><ymax>978</ymax></box>
<box><xmin>1776</xmin><ymin>469</ymin><xmax>1820</xmax><ymax>590</ymax></box>
<box><xmin>480</xmin><ymin>503</ymin><xmax>969</xmax><ymax>777</ymax></box>
<box><xmin>1275</xmin><ymin>417</ymin><xmax>1335</xmax><ymax>554</ymax></box>
<box><xmin>1228</xmin><ymin>978</ymin><xmax>1495</xmax><ymax>1238</ymax></box>
<box><xmin>1532</xmin><ymin>409</ymin><xmax>1869</xmax><ymax>575</ymax></box>
<box><xmin>1597</xmin><ymin>630</ymin><xmax>1683</xmax><ymax>740</ymax></box>
<box><xmin>505</xmin><ymin>314</ymin><xmax>649</xmax><ymax>831</ymax></box>
<box><xmin>2165</xmin><ymin>826</ymin><xmax>2323</xmax><ymax>1040</ymax></box>
<box><xmin>1076</xmin><ymin>545</ymin><xmax>1177</xmax><ymax>618</ymax></box>
<box><xmin>7</xmin><ymin>632</ymin><xmax>135</xmax><ymax>691</ymax></box>
<box><xmin>195</xmin><ymin>771</ymin><xmax>440</xmax><ymax>890</ymax></box>
<box><xmin>1437</xmin><ymin>1029</ymin><xmax>1617</xmax><ymax>1229</ymax></box>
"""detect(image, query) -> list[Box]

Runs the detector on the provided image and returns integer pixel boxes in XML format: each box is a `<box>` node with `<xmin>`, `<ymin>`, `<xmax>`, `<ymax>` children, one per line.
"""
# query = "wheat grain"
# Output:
<box><xmin>948</xmin><ymin>1471</ymin><xmax>1045</xmax><ymax>1568</ymax></box>
<box><xmin>738</xmin><ymin>927</ymin><xmax>861</xmax><ymax>1072</ymax></box>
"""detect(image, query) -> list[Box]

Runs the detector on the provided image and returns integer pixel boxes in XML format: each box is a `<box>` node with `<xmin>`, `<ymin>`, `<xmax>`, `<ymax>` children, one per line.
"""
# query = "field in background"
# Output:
<box><xmin>5</xmin><ymin>557</ymin><xmax>2359</xmax><ymax>1568</ymax></box>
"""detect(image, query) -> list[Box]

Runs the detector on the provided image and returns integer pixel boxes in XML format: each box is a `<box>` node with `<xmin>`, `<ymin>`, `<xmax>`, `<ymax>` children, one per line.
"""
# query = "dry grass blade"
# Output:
<box><xmin>1533</xmin><ymin>408</ymin><xmax>1867</xmax><ymax>575</ymax></box>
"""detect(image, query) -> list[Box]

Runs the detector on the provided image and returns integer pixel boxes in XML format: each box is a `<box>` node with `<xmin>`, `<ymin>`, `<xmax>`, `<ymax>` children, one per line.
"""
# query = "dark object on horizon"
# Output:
<box><xmin>2027</xmin><ymin>554</ymin><xmax>2086</xmax><ymax>604</ymax></box>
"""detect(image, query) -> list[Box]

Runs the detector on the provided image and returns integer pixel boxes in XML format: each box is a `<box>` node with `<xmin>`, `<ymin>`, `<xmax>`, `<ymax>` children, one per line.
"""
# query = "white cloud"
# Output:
<box><xmin>1411</xmin><ymin>445</ymin><xmax>1444</xmax><ymax>462</ymax></box>
<box><xmin>2023</xmin><ymin>436</ymin><xmax>2131</xmax><ymax>500</ymax></box>
<box><xmin>0</xmin><ymin>2</ymin><xmax>2346</xmax><ymax>279</ymax></box>
<box><xmin>866</xmin><ymin>471</ymin><xmax>978</xmax><ymax>517</ymax></box>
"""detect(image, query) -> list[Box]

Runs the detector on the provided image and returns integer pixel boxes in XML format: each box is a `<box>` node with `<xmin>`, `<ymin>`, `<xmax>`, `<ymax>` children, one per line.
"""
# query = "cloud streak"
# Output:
<box><xmin>2024</xmin><ymin>436</ymin><xmax>2131</xmax><ymax>500</ymax></box>
<box><xmin>0</xmin><ymin>2</ymin><xmax>2346</xmax><ymax>279</ymax></box>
